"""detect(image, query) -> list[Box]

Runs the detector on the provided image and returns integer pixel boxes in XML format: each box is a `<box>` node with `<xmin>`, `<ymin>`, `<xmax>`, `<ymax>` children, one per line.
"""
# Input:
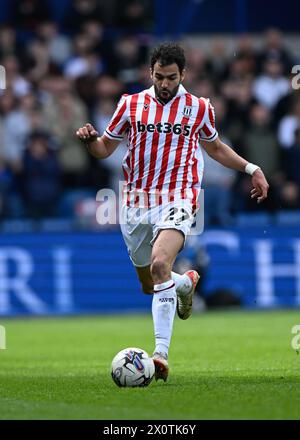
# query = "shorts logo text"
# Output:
<box><xmin>159</xmin><ymin>298</ymin><xmax>175</xmax><ymax>304</ymax></box>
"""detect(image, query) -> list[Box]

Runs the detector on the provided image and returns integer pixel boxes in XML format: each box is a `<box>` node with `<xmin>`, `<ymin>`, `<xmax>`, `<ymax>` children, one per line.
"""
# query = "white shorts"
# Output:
<box><xmin>120</xmin><ymin>199</ymin><xmax>196</xmax><ymax>267</ymax></box>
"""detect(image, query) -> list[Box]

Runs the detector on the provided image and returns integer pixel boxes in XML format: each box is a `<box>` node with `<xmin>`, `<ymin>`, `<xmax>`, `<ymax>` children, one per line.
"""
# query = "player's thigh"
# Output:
<box><xmin>151</xmin><ymin>199</ymin><xmax>194</xmax><ymax>266</ymax></box>
<box><xmin>135</xmin><ymin>265</ymin><xmax>153</xmax><ymax>293</ymax></box>
<box><xmin>151</xmin><ymin>228</ymin><xmax>185</xmax><ymax>266</ymax></box>
<box><xmin>120</xmin><ymin>207</ymin><xmax>152</xmax><ymax>268</ymax></box>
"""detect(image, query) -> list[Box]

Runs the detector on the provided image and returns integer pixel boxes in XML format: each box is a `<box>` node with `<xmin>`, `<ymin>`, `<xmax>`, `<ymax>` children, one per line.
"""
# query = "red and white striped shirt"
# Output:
<box><xmin>104</xmin><ymin>85</ymin><xmax>218</xmax><ymax>208</ymax></box>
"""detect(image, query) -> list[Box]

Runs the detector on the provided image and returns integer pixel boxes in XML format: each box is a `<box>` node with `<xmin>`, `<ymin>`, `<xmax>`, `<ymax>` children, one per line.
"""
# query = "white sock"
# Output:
<box><xmin>171</xmin><ymin>271</ymin><xmax>192</xmax><ymax>296</ymax></box>
<box><xmin>152</xmin><ymin>279</ymin><xmax>177</xmax><ymax>356</ymax></box>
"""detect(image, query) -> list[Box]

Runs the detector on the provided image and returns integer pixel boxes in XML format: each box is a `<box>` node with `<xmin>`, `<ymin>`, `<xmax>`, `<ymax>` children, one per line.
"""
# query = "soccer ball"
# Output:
<box><xmin>111</xmin><ymin>347</ymin><xmax>155</xmax><ymax>387</ymax></box>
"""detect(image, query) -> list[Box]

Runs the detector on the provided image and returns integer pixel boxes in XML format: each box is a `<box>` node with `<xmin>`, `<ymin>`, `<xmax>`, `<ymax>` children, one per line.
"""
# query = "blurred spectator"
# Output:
<box><xmin>273</xmin><ymin>88</ymin><xmax>300</xmax><ymax>124</ymax></box>
<box><xmin>0</xmin><ymin>157</ymin><xmax>14</xmax><ymax>218</ymax></box>
<box><xmin>235</xmin><ymin>34</ymin><xmax>257</xmax><ymax>64</ymax></box>
<box><xmin>36</xmin><ymin>21</ymin><xmax>72</xmax><ymax>66</ymax></box>
<box><xmin>43</xmin><ymin>89</ymin><xmax>90</xmax><ymax>187</ymax></box>
<box><xmin>107</xmin><ymin>36</ymin><xmax>148</xmax><ymax>80</ymax></box>
<box><xmin>233</xmin><ymin>103</ymin><xmax>280</xmax><ymax>213</ymax></box>
<box><xmin>277</xmin><ymin>181</ymin><xmax>300</xmax><ymax>210</ymax></box>
<box><xmin>63</xmin><ymin>0</ymin><xmax>106</xmax><ymax>32</ymax></box>
<box><xmin>10</xmin><ymin>0</ymin><xmax>51</xmax><ymax>32</ymax></box>
<box><xmin>186</xmin><ymin>46</ymin><xmax>209</xmax><ymax>78</ymax></box>
<box><xmin>207</xmin><ymin>38</ymin><xmax>228</xmax><ymax>82</ymax></box>
<box><xmin>244</xmin><ymin>104</ymin><xmax>279</xmax><ymax>179</ymax></box>
<box><xmin>23</xmin><ymin>39</ymin><xmax>53</xmax><ymax>83</ymax></box>
<box><xmin>21</xmin><ymin>131</ymin><xmax>61</xmax><ymax>218</ymax></box>
<box><xmin>65</xmin><ymin>51</ymin><xmax>103</xmax><ymax>79</ymax></box>
<box><xmin>188</xmin><ymin>78</ymin><xmax>215</xmax><ymax>100</ymax></box>
<box><xmin>64</xmin><ymin>33</ymin><xmax>104</xmax><ymax>79</ymax></box>
<box><xmin>1</xmin><ymin>55</ymin><xmax>31</xmax><ymax>96</ymax></box>
<box><xmin>126</xmin><ymin>63</ymin><xmax>152</xmax><ymax>94</ymax></box>
<box><xmin>74</xmin><ymin>74</ymin><xmax>98</xmax><ymax>108</ymax></box>
<box><xmin>202</xmin><ymin>134</ymin><xmax>236</xmax><ymax>226</ymax></box>
<box><xmin>227</xmin><ymin>53</ymin><xmax>255</xmax><ymax>82</ymax></box>
<box><xmin>258</xmin><ymin>28</ymin><xmax>294</xmax><ymax>74</ymax></box>
<box><xmin>278</xmin><ymin>98</ymin><xmax>300</xmax><ymax>149</ymax></box>
<box><xmin>115</xmin><ymin>0</ymin><xmax>153</xmax><ymax>33</ymax></box>
<box><xmin>95</xmin><ymin>75</ymin><xmax>124</xmax><ymax>101</ymax></box>
<box><xmin>211</xmin><ymin>96</ymin><xmax>229</xmax><ymax>131</ymax></box>
<box><xmin>253</xmin><ymin>55</ymin><xmax>290</xmax><ymax>109</ymax></box>
<box><xmin>81</xmin><ymin>20</ymin><xmax>108</xmax><ymax>55</ymax></box>
<box><xmin>0</xmin><ymin>25</ymin><xmax>21</xmax><ymax>59</ymax></box>
<box><xmin>225</xmin><ymin>79</ymin><xmax>255</xmax><ymax>148</ymax></box>
<box><xmin>37</xmin><ymin>74</ymin><xmax>72</xmax><ymax>107</ymax></box>
<box><xmin>93</xmin><ymin>98</ymin><xmax>126</xmax><ymax>192</ymax></box>
<box><xmin>184</xmin><ymin>48</ymin><xmax>212</xmax><ymax>95</ymax></box>
<box><xmin>284</xmin><ymin>128</ymin><xmax>300</xmax><ymax>186</ymax></box>
<box><xmin>0</xmin><ymin>91</ymin><xmax>46</xmax><ymax>169</ymax></box>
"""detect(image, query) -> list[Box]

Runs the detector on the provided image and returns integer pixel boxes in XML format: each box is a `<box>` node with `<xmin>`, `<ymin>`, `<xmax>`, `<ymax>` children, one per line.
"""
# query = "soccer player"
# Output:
<box><xmin>76</xmin><ymin>43</ymin><xmax>269</xmax><ymax>382</ymax></box>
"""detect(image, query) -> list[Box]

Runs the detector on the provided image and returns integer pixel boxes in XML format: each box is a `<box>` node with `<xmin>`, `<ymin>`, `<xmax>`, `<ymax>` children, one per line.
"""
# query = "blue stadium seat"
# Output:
<box><xmin>235</xmin><ymin>212</ymin><xmax>273</xmax><ymax>227</ymax></box>
<box><xmin>276</xmin><ymin>210</ymin><xmax>300</xmax><ymax>225</ymax></box>
<box><xmin>58</xmin><ymin>189</ymin><xmax>96</xmax><ymax>218</ymax></box>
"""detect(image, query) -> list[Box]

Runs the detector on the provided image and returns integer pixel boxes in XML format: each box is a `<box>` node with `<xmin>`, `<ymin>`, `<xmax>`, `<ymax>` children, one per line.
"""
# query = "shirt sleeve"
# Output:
<box><xmin>104</xmin><ymin>94</ymin><xmax>130</xmax><ymax>141</ymax></box>
<box><xmin>198</xmin><ymin>98</ymin><xmax>218</xmax><ymax>142</ymax></box>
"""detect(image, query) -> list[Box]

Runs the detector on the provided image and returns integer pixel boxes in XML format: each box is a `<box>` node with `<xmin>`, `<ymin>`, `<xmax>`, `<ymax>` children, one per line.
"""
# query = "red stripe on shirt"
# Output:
<box><xmin>156</xmin><ymin>97</ymin><xmax>180</xmax><ymax>203</ymax></box>
<box><xmin>122</xmin><ymin>155</ymin><xmax>131</xmax><ymax>205</ymax></box>
<box><xmin>122</xmin><ymin>155</ymin><xmax>131</xmax><ymax>180</ymax></box>
<box><xmin>190</xmin><ymin>100</ymin><xmax>208</xmax><ymax>205</ymax></box>
<box><xmin>181</xmin><ymin>99</ymin><xmax>206</xmax><ymax>198</ymax></box>
<box><xmin>208</xmin><ymin>105</ymin><xmax>215</xmax><ymax>127</ymax></box>
<box><xmin>192</xmin><ymin>187</ymin><xmax>198</xmax><ymax>212</ymax></box>
<box><xmin>135</xmin><ymin>94</ymin><xmax>151</xmax><ymax>189</ymax></box>
<box><xmin>128</xmin><ymin>94</ymin><xmax>139</xmax><ymax>184</ymax></box>
<box><xmin>191</xmin><ymin>145</ymin><xmax>199</xmax><ymax>187</ymax></box>
<box><xmin>191</xmin><ymin>153</ymin><xmax>199</xmax><ymax>210</ymax></box>
<box><xmin>144</xmin><ymin>101</ymin><xmax>164</xmax><ymax>191</ymax></box>
<box><xmin>107</xmin><ymin>99</ymin><xmax>127</xmax><ymax>133</ymax></box>
<box><xmin>202</xmin><ymin>123</ymin><xmax>212</xmax><ymax>137</ymax></box>
<box><xmin>168</xmin><ymin>94</ymin><xmax>192</xmax><ymax>201</ymax></box>
<box><xmin>118</xmin><ymin>120</ymin><xmax>130</xmax><ymax>135</ymax></box>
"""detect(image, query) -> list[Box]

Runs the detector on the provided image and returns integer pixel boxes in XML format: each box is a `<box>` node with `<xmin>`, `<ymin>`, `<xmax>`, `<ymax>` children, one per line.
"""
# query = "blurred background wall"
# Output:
<box><xmin>0</xmin><ymin>0</ymin><xmax>299</xmax><ymax>315</ymax></box>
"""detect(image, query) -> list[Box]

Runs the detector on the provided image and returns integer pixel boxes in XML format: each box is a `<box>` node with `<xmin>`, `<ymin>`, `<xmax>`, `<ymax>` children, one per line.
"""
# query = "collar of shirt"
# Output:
<box><xmin>145</xmin><ymin>84</ymin><xmax>187</xmax><ymax>102</ymax></box>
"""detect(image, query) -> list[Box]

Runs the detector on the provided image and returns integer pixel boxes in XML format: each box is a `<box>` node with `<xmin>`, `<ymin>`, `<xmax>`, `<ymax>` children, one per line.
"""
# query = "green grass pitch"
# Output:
<box><xmin>0</xmin><ymin>310</ymin><xmax>300</xmax><ymax>420</ymax></box>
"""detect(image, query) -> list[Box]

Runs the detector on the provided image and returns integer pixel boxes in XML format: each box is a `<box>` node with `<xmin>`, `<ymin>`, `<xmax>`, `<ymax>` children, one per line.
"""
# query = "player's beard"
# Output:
<box><xmin>154</xmin><ymin>83</ymin><xmax>180</xmax><ymax>104</ymax></box>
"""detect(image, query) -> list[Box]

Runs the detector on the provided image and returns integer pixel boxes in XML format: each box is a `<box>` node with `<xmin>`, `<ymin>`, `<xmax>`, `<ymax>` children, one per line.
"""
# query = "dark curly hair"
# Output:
<box><xmin>150</xmin><ymin>43</ymin><xmax>186</xmax><ymax>74</ymax></box>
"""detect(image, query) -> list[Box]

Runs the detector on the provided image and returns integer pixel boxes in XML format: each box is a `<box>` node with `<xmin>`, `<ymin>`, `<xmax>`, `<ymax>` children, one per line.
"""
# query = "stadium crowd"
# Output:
<box><xmin>0</xmin><ymin>0</ymin><xmax>299</xmax><ymax>224</ymax></box>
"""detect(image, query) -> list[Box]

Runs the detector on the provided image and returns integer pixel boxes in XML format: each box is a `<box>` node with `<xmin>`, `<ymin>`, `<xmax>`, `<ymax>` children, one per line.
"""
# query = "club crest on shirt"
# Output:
<box><xmin>144</xmin><ymin>104</ymin><xmax>149</xmax><ymax>110</ymax></box>
<box><xmin>183</xmin><ymin>106</ymin><xmax>192</xmax><ymax>116</ymax></box>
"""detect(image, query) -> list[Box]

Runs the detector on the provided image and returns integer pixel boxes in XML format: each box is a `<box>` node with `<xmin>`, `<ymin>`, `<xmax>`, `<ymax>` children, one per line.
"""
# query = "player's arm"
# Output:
<box><xmin>76</xmin><ymin>123</ymin><xmax>120</xmax><ymax>159</ymax></box>
<box><xmin>201</xmin><ymin>136</ymin><xmax>269</xmax><ymax>204</ymax></box>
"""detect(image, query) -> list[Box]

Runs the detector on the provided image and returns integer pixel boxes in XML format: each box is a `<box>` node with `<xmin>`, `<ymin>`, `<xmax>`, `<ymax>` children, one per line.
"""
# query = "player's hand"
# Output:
<box><xmin>250</xmin><ymin>169</ymin><xmax>269</xmax><ymax>203</ymax></box>
<box><xmin>76</xmin><ymin>123</ymin><xmax>99</xmax><ymax>143</ymax></box>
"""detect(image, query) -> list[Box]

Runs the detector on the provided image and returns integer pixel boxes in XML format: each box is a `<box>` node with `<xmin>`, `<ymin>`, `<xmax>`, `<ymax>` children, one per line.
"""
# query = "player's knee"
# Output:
<box><xmin>150</xmin><ymin>257</ymin><xmax>170</xmax><ymax>280</ymax></box>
